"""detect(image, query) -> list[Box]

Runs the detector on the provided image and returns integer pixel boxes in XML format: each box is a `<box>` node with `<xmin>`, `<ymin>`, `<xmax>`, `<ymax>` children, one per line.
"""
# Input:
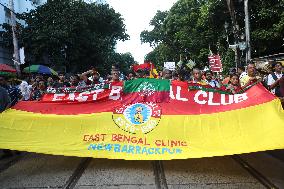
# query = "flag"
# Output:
<box><xmin>186</xmin><ymin>59</ymin><xmax>196</xmax><ymax>69</ymax></box>
<box><xmin>19</xmin><ymin>47</ymin><xmax>25</xmax><ymax>64</ymax></box>
<box><xmin>208</xmin><ymin>54</ymin><xmax>222</xmax><ymax>72</ymax></box>
<box><xmin>133</xmin><ymin>62</ymin><xmax>158</xmax><ymax>78</ymax></box>
<box><xmin>133</xmin><ymin>63</ymin><xmax>151</xmax><ymax>72</ymax></box>
<box><xmin>123</xmin><ymin>78</ymin><xmax>170</xmax><ymax>103</ymax></box>
<box><xmin>149</xmin><ymin>67</ymin><xmax>158</xmax><ymax>78</ymax></box>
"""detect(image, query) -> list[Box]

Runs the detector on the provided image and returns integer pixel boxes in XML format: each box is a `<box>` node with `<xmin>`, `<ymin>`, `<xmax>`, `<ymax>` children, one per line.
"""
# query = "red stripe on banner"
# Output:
<box><xmin>122</xmin><ymin>91</ymin><xmax>170</xmax><ymax>104</ymax></box>
<box><xmin>165</xmin><ymin>81</ymin><xmax>275</xmax><ymax>115</ymax></box>
<box><xmin>11</xmin><ymin>83</ymin><xmax>276</xmax><ymax>115</ymax></box>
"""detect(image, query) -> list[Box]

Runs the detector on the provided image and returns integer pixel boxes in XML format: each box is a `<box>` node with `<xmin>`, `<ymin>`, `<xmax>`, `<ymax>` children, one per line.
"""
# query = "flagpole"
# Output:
<box><xmin>150</xmin><ymin>62</ymin><xmax>153</xmax><ymax>78</ymax></box>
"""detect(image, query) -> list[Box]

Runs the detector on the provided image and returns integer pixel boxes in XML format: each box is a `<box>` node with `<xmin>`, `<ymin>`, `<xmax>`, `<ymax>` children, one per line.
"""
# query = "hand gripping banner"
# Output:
<box><xmin>0</xmin><ymin>79</ymin><xmax>284</xmax><ymax>160</ymax></box>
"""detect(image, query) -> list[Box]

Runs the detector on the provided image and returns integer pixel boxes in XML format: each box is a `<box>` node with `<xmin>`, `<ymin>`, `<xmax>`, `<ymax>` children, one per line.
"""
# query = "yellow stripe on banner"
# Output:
<box><xmin>0</xmin><ymin>99</ymin><xmax>284</xmax><ymax>160</ymax></box>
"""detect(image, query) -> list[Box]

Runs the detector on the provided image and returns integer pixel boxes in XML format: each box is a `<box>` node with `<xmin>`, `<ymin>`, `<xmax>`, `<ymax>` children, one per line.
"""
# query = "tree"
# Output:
<box><xmin>141</xmin><ymin>0</ymin><xmax>284</xmax><ymax>74</ymax></box>
<box><xmin>140</xmin><ymin>10</ymin><xmax>169</xmax><ymax>47</ymax></box>
<box><xmin>2</xmin><ymin>0</ymin><xmax>129</xmax><ymax>75</ymax></box>
<box><xmin>107</xmin><ymin>52</ymin><xmax>136</xmax><ymax>74</ymax></box>
<box><xmin>249</xmin><ymin>0</ymin><xmax>284</xmax><ymax>56</ymax></box>
<box><xmin>226</xmin><ymin>0</ymin><xmax>284</xmax><ymax>57</ymax></box>
<box><xmin>141</xmin><ymin>0</ymin><xmax>231</xmax><ymax>71</ymax></box>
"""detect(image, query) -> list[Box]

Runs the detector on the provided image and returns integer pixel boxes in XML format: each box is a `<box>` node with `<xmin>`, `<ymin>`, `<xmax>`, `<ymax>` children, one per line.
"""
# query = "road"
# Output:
<box><xmin>0</xmin><ymin>151</ymin><xmax>283</xmax><ymax>189</ymax></box>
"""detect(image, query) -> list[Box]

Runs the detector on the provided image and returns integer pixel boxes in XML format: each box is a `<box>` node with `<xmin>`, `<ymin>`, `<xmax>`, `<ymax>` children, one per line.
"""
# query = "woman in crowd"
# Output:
<box><xmin>226</xmin><ymin>73</ymin><xmax>242</xmax><ymax>94</ymax></box>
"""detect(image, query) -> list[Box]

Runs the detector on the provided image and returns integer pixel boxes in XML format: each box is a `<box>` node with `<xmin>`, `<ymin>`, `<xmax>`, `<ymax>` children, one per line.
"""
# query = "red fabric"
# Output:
<box><xmin>42</xmin><ymin>82</ymin><xmax>123</xmax><ymax>103</ymax></box>
<box><xmin>280</xmin><ymin>78</ymin><xmax>284</xmax><ymax>97</ymax></box>
<box><xmin>133</xmin><ymin>62</ymin><xmax>156</xmax><ymax>71</ymax></box>
<box><xmin>0</xmin><ymin>64</ymin><xmax>16</xmax><ymax>73</ymax></box>
<box><xmin>208</xmin><ymin>55</ymin><xmax>222</xmax><ymax>72</ymax></box>
<box><xmin>122</xmin><ymin>91</ymin><xmax>170</xmax><ymax>104</ymax></box>
<box><xmin>12</xmin><ymin>83</ymin><xmax>275</xmax><ymax>115</ymax></box>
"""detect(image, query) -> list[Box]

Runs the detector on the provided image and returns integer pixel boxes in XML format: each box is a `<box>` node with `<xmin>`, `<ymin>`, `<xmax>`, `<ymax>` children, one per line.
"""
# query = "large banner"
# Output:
<box><xmin>0</xmin><ymin>79</ymin><xmax>284</xmax><ymax>160</ymax></box>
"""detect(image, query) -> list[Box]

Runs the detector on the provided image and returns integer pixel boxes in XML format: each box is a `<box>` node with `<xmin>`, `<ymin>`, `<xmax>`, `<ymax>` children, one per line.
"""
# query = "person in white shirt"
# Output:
<box><xmin>267</xmin><ymin>62</ymin><xmax>283</xmax><ymax>96</ymax></box>
<box><xmin>237</xmin><ymin>65</ymin><xmax>247</xmax><ymax>80</ymax></box>
<box><xmin>19</xmin><ymin>80</ymin><xmax>32</xmax><ymax>101</ymax></box>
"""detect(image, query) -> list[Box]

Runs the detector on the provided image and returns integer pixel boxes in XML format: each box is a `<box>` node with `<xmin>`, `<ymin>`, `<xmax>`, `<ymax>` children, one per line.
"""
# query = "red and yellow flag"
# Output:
<box><xmin>0</xmin><ymin>79</ymin><xmax>283</xmax><ymax>160</ymax></box>
<box><xmin>133</xmin><ymin>62</ymin><xmax>158</xmax><ymax>78</ymax></box>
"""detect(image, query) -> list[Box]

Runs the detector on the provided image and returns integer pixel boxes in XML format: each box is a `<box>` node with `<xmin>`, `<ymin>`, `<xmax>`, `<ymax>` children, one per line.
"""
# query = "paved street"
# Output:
<box><xmin>0</xmin><ymin>152</ymin><xmax>283</xmax><ymax>189</ymax></box>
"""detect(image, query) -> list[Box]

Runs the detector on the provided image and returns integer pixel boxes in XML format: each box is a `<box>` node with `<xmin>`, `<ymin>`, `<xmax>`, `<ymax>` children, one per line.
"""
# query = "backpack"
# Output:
<box><xmin>271</xmin><ymin>73</ymin><xmax>283</xmax><ymax>97</ymax></box>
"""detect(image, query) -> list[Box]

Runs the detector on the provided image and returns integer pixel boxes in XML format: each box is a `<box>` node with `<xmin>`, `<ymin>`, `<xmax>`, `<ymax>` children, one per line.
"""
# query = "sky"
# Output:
<box><xmin>107</xmin><ymin>0</ymin><xmax>177</xmax><ymax>63</ymax></box>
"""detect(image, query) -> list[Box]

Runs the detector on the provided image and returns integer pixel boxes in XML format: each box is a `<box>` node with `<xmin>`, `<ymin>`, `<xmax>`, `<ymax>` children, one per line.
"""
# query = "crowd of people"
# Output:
<box><xmin>0</xmin><ymin>61</ymin><xmax>283</xmax><ymax>113</ymax></box>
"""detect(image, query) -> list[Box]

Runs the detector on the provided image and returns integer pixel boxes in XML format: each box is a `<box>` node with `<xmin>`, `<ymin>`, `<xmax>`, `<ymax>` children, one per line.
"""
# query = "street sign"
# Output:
<box><xmin>239</xmin><ymin>42</ymin><xmax>246</xmax><ymax>50</ymax></box>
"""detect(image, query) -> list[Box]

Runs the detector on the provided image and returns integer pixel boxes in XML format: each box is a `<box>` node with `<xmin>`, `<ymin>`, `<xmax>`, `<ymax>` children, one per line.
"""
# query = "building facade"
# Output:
<box><xmin>0</xmin><ymin>0</ymin><xmax>46</xmax><ymax>65</ymax></box>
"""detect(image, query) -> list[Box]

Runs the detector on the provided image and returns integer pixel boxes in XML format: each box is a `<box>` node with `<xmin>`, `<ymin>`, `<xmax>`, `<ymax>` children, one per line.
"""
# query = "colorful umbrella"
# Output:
<box><xmin>0</xmin><ymin>64</ymin><xmax>16</xmax><ymax>73</ymax></box>
<box><xmin>0</xmin><ymin>71</ymin><xmax>16</xmax><ymax>77</ymax></box>
<box><xmin>23</xmin><ymin>65</ymin><xmax>58</xmax><ymax>75</ymax></box>
<box><xmin>0</xmin><ymin>64</ymin><xmax>17</xmax><ymax>77</ymax></box>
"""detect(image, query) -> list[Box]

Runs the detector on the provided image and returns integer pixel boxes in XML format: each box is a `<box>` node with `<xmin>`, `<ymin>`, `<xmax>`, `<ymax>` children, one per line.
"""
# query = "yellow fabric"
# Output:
<box><xmin>149</xmin><ymin>68</ymin><xmax>158</xmax><ymax>78</ymax></box>
<box><xmin>197</xmin><ymin>80</ymin><xmax>208</xmax><ymax>85</ymax></box>
<box><xmin>240</xmin><ymin>75</ymin><xmax>251</xmax><ymax>87</ymax></box>
<box><xmin>0</xmin><ymin>99</ymin><xmax>283</xmax><ymax>160</ymax></box>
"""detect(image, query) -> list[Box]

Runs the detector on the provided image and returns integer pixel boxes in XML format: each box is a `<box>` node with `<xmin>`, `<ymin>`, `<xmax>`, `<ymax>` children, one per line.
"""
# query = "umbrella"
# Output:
<box><xmin>23</xmin><ymin>65</ymin><xmax>58</xmax><ymax>75</ymax></box>
<box><xmin>0</xmin><ymin>64</ymin><xmax>17</xmax><ymax>76</ymax></box>
<box><xmin>0</xmin><ymin>71</ymin><xmax>16</xmax><ymax>77</ymax></box>
<box><xmin>0</xmin><ymin>64</ymin><xmax>16</xmax><ymax>73</ymax></box>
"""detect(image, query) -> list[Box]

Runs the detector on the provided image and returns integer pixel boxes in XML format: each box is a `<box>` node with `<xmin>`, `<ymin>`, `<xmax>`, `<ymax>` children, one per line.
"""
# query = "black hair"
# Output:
<box><xmin>237</xmin><ymin>65</ymin><xmax>245</xmax><ymax>71</ymax></box>
<box><xmin>136</xmin><ymin>69</ymin><xmax>147</xmax><ymax>75</ymax></box>
<box><xmin>272</xmin><ymin>61</ymin><xmax>282</xmax><ymax>68</ymax></box>
<box><xmin>112</xmin><ymin>64</ymin><xmax>120</xmax><ymax>71</ymax></box>
<box><xmin>230</xmin><ymin>73</ymin><xmax>239</xmax><ymax>79</ymax></box>
<box><xmin>172</xmin><ymin>71</ymin><xmax>178</xmax><ymax>78</ymax></box>
<box><xmin>205</xmin><ymin>70</ymin><xmax>213</xmax><ymax>75</ymax></box>
<box><xmin>176</xmin><ymin>68</ymin><xmax>187</xmax><ymax>81</ymax></box>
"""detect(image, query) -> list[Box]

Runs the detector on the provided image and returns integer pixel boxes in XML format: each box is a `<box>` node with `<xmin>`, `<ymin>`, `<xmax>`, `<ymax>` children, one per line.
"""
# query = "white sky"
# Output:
<box><xmin>107</xmin><ymin>0</ymin><xmax>177</xmax><ymax>63</ymax></box>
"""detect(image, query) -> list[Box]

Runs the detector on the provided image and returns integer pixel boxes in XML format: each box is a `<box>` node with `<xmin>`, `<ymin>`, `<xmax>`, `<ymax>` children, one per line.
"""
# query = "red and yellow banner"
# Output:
<box><xmin>0</xmin><ymin>79</ymin><xmax>283</xmax><ymax>160</ymax></box>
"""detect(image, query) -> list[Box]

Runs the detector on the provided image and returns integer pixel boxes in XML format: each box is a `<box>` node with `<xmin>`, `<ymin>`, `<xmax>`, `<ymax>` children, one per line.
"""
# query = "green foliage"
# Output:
<box><xmin>249</xmin><ymin>0</ymin><xmax>284</xmax><ymax>56</ymax></box>
<box><xmin>107</xmin><ymin>52</ymin><xmax>135</xmax><ymax>74</ymax></box>
<box><xmin>2</xmin><ymin>0</ymin><xmax>131</xmax><ymax>75</ymax></box>
<box><xmin>144</xmin><ymin>43</ymin><xmax>177</xmax><ymax>68</ymax></box>
<box><xmin>141</xmin><ymin>0</ymin><xmax>284</xmax><ymax>74</ymax></box>
<box><xmin>141</xmin><ymin>0</ymin><xmax>231</xmax><ymax>72</ymax></box>
<box><xmin>140</xmin><ymin>10</ymin><xmax>169</xmax><ymax>46</ymax></box>
<box><xmin>221</xmin><ymin>48</ymin><xmax>235</xmax><ymax>75</ymax></box>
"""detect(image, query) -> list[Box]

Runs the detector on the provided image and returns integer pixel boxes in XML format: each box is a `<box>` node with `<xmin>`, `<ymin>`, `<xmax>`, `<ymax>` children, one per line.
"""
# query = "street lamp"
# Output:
<box><xmin>224</xmin><ymin>21</ymin><xmax>240</xmax><ymax>70</ymax></box>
